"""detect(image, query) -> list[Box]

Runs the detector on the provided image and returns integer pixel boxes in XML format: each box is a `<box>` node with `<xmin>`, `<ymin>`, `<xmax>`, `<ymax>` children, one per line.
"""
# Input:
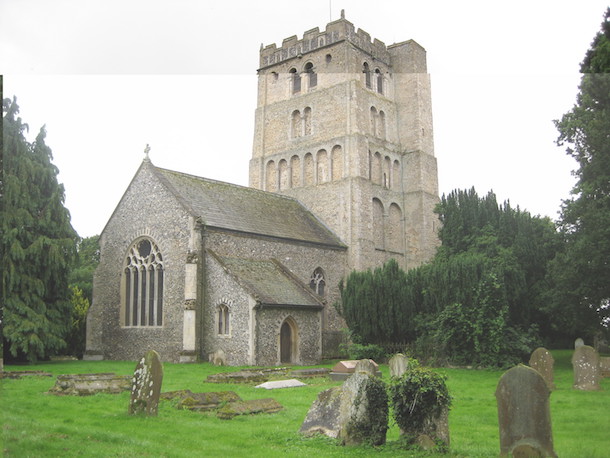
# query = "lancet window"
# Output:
<box><xmin>217</xmin><ymin>304</ymin><xmax>230</xmax><ymax>335</ymax></box>
<box><xmin>123</xmin><ymin>238</ymin><xmax>164</xmax><ymax>327</ymax></box>
<box><xmin>310</xmin><ymin>268</ymin><xmax>326</xmax><ymax>296</ymax></box>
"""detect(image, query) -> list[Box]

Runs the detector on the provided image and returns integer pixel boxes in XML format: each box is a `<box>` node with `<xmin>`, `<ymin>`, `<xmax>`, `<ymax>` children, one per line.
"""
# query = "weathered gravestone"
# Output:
<box><xmin>129</xmin><ymin>350</ymin><xmax>163</xmax><ymax>416</ymax></box>
<box><xmin>529</xmin><ymin>347</ymin><xmax>556</xmax><ymax>391</ymax></box>
<box><xmin>255</xmin><ymin>379</ymin><xmax>306</xmax><ymax>389</ymax></box>
<box><xmin>300</xmin><ymin>371</ymin><xmax>388</xmax><ymax>446</ymax></box>
<box><xmin>572</xmin><ymin>345</ymin><xmax>601</xmax><ymax>391</ymax></box>
<box><xmin>495</xmin><ymin>365</ymin><xmax>557</xmax><ymax>457</ymax></box>
<box><xmin>574</xmin><ymin>337</ymin><xmax>585</xmax><ymax>348</ymax></box>
<box><xmin>600</xmin><ymin>357</ymin><xmax>610</xmax><ymax>378</ymax></box>
<box><xmin>48</xmin><ymin>373</ymin><xmax>130</xmax><ymax>395</ymax></box>
<box><xmin>389</xmin><ymin>353</ymin><xmax>409</xmax><ymax>378</ymax></box>
<box><xmin>217</xmin><ymin>398</ymin><xmax>283</xmax><ymax>419</ymax></box>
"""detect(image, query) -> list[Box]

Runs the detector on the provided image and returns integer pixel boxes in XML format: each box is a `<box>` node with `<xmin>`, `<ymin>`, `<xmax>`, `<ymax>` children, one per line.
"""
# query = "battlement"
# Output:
<box><xmin>259</xmin><ymin>13</ymin><xmax>392</xmax><ymax>69</ymax></box>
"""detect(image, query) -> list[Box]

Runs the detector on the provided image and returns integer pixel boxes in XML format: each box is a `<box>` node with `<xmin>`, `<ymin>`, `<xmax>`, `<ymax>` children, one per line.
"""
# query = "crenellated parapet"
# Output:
<box><xmin>259</xmin><ymin>15</ymin><xmax>391</xmax><ymax>69</ymax></box>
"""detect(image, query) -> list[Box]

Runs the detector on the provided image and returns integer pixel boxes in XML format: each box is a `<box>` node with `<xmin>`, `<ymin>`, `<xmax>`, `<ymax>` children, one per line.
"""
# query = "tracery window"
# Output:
<box><xmin>123</xmin><ymin>238</ymin><xmax>164</xmax><ymax>327</ymax></box>
<box><xmin>309</xmin><ymin>268</ymin><xmax>326</xmax><ymax>296</ymax></box>
<box><xmin>217</xmin><ymin>304</ymin><xmax>230</xmax><ymax>335</ymax></box>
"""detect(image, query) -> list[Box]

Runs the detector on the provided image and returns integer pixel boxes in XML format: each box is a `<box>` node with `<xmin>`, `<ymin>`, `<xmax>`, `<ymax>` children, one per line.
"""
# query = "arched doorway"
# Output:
<box><xmin>280</xmin><ymin>319</ymin><xmax>296</xmax><ymax>364</ymax></box>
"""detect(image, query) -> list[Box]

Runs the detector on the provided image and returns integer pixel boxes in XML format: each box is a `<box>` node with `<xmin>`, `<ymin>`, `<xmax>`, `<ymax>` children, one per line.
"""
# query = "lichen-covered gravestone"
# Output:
<box><xmin>495</xmin><ymin>365</ymin><xmax>557</xmax><ymax>457</ymax></box>
<box><xmin>129</xmin><ymin>350</ymin><xmax>163</xmax><ymax>416</ymax></box>
<box><xmin>572</xmin><ymin>345</ymin><xmax>601</xmax><ymax>391</ymax></box>
<box><xmin>389</xmin><ymin>353</ymin><xmax>409</xmax><ymax>378</ymax></box>
<box><xmin>529</xmin><ymin>347</ymin><xmax>556</xmax><ymax>391</ymax></box>
<box><xmin>300</xmin><ymin>371</ymin><xmax>388</xmax><ymax>446</ymax></box>
<box><xmin>574</xmin><ymin>337</ymin><xmax>585</xmax><ymax>348</ymax></box>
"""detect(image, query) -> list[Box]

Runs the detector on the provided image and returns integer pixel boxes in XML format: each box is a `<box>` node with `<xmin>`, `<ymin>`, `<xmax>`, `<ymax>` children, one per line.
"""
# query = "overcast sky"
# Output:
<box><xmin>2</xmin><ymin>0</ymin><xmax>607</xmax><ymax>238</ymax></box>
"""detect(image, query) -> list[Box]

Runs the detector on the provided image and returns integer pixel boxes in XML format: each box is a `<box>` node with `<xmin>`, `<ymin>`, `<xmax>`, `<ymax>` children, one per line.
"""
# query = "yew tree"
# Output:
<box><xmin>2</xmin><ymin>97</ymin><xmax>78</xmax><ymax>362</ymax></box>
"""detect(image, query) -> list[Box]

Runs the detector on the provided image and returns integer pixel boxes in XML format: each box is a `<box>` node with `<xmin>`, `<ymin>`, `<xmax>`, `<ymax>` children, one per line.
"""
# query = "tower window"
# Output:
<box><xmin>363</xmin><ymin>62</ymin><xmax>371</xmax><ymax>89</ymax></box>
<box><xmin>376</xmin><ymin>69</ymin><xmax>383</xmax><ymax>94</ymax></box>
<box><xmin>290</xmin><ymin>68</ymin><xmax>301</xmax><ymax>94</ymax></box>
<box><xmin>325</xmin><ymin>54</ymin><xmax>332</xmax><ymax>64</ymax></box>
<box><xmin>305</xmin><ymin>62</ymin><xmax>317</xmax><ymax>88</ymax></box>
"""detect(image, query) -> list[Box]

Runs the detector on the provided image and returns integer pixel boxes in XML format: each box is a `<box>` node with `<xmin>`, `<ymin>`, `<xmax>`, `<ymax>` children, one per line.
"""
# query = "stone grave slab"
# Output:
<box><xmin>572</xmin><ymin>345</ymin><xmax>601</xmax><ymax>390</ymax></box>
<box><xmin>495</xmin><ymin>365</ymin><xmax>557</xmax><ymax>457</ymax></box>
<box><xmin>172</xmin><ymin>391</ymin><xmax>242</xmax><ymax>411</ymax></box>
<box><xmin>329</xmin><ymin>359</ymin><xmax>380</xmax><ymax>381</ymax></box>
<box><xmin>2</xmin><ymin>370</ymin><xmax>52</xmax><ymax>379</ymax></box>
<box><xmin>48</xmin><ymin>373</ymin><xmax>131</xmax><ymax>395</ymax></box>
<box><xmin>389</xmin><ymin>353</ymin><xmax>409</xmax><ymax>378</ymax></box>
<box><xmin>129</xmin><ymin>350</ymin><xmax>164</xmax><ymax>416</ymax></box>
<box><xmin>217</xmin><ymin>398</ymin><xmax>283</xmax><ymax>419</ymax></box>
<box><xmin>255</xmin><ymin>379</ymin><xmax>306</xmax><ymax>389</ymax></box>
<box><xmin>206</xmin><ymin>367</ymin><xmax>287</xmax><ymax>384</ymax></box>
<box><xmin>529</xmin><ymin>347</ymin><xmax>556</xmax><ymax>391</ymax></box>
<box><xmin>289</xmin><ymin>368</ymin><xmax>330</xmax><ymax>378</ymax></box>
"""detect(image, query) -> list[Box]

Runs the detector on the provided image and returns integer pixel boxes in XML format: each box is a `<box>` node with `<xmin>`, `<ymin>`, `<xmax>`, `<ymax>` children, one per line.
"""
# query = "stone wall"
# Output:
<box><xmin>87</xmin><ymin>161</ymin><xmax>194</xmax><ymax>363</ymax></box>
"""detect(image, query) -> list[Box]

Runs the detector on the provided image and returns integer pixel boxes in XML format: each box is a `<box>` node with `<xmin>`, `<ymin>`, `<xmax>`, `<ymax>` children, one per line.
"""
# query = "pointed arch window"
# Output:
<box><xmin>123</xmin><ymin>238</ymin><xmax>164</xmax><ymax>327</ymax></box>
<box><xmin>310</xmin><ymin>267</ymin><xmax>326</xmax><ymax>296</ymax></box>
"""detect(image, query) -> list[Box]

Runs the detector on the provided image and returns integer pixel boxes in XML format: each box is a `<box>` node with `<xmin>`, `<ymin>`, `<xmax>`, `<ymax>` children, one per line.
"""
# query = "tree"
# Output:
<box><xmin>69</xmin><ymin>235</ymin><xmax>100</xmax><ymax>305</ymax></box>
<box><xmin>554</xmin><ymin>8</ymin><xmax>610</xmax><ymax>331</ymax></box>
<box><xmin>2</xmin><ymin>97</ymin><xmax>78</xmax><ymax>362</ymax></box>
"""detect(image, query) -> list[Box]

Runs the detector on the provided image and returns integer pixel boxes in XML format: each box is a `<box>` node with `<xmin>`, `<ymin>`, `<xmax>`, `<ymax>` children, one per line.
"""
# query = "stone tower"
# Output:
<box><xmin>250</xmin><ymin>14</ymin><xmax>439</xmax><ymax>271</ymax></box>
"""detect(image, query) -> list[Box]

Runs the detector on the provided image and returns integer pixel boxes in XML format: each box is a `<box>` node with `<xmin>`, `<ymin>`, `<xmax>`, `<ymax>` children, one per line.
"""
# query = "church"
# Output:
<box><xmin>85</xmin><ymin>13</ymin><xmax>440</xmax><ymax>365</ymax></box>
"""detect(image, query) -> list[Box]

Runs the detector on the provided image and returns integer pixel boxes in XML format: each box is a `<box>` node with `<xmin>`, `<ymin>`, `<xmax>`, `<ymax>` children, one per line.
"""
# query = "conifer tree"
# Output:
<box><xmin>554</xmin><ymin>8</ymin><xmax>610</xmax><ymax>331</ymax></box>
<box><xmin>2</xmin><ymin>97</ymin><xmax>78</xmax><ymax>362</ymax></box>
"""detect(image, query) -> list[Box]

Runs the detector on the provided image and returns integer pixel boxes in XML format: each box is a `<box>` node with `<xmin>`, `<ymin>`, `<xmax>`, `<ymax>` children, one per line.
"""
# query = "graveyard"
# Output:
<box><xmin>1</xmin><ymin>349</ymin><xmax>609</xmax><ymax>457</ymax></box>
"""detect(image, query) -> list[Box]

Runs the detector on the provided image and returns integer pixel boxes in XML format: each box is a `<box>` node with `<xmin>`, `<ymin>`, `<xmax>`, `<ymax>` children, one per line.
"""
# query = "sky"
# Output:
<box><xmin>1</xmin><ymin>0</ymin><xmax>608</xmax><ymax>238</ymax></box>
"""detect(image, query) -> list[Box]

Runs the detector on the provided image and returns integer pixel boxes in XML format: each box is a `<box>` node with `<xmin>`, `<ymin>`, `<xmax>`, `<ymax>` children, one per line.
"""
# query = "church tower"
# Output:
<box><xmin>250</xmin><ymin>13</ymin><xmax>439</xmax><ymax>271</ymax></box>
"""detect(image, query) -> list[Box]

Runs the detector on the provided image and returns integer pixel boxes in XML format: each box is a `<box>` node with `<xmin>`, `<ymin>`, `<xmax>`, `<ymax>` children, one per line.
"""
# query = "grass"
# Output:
<box><xmin>1</xmin><ymin>350</ymin><xmax>609</xmax><ymax>457</ymax></box>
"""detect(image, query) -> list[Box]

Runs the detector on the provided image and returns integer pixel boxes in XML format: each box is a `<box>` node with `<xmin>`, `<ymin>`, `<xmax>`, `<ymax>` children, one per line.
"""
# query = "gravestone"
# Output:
<box><xmin>572</xmin><ymin>345</ymin><xmax>601</xmax><ymax>391</ymax></box>
<box><xmin>300</xmin><ymin>371</ymin><xmax>388</xmax><ymax>446</ymax></box>
<box><xmin>529</xmin><ymin>347</ymin><xmax>556</xmax><ymax>391</ymax></box>
<box><xmin>354</xmin><ymin>359</ymin><xmax>380</xmax><ymax>377</ymax></box>
<box><xmin>217</xmin><ymin>398</ymin><xmax>283</xmax><ymax>419</ymax></box>
<box><xmin>574</xmin><ymin>337</ymin><xmax>584</xmax><ymax>348</ymax></box>
<box><xmin>495</xmin><ymin>365</ymin><xmax>557</xmax><ymax>457</ymax></box>
<box><xmin>389</xmin><ymin>353</ymin><xmax>409</xmax><ymax>378</ymax></box>
<box><xmin>129</xmin><ymin>350</ymin><xmax>163</xmax><ymax>416</ymax></box>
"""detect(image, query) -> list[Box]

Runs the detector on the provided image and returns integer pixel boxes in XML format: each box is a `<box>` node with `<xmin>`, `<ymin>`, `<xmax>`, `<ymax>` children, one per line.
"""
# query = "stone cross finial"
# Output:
<box><xmin>144</xmin><ymin>144</ymin><xmax>151</xmax><ymax>161</ymax></box>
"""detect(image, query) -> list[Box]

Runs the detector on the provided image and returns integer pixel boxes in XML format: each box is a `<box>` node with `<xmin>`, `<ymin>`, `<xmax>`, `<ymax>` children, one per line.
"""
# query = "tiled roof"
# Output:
<box><xmin>210</xmin><ymin>252</ymin><xmax>323</xmax><ymax>308</ymax></box>
<box><xmin>153</xmin><ymin>165</ymin><xmax>344</xmax><ymax>248</ymax></box>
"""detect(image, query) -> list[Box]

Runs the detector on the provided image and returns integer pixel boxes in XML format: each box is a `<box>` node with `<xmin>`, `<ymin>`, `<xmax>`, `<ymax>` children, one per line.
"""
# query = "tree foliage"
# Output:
<box><xmin>1</xmin><ymin>97</ymin><xmax>78</xmax><ymax>362</ymax></box>
<box><xmin>69</xmin><ymin>235</ymin><xmax>100</xmax><ymax>305</ymax></box>
<box><xmin>554</xmin><ymin>8</ymin><xmax>610</xmax><ymax>330</ymax></box>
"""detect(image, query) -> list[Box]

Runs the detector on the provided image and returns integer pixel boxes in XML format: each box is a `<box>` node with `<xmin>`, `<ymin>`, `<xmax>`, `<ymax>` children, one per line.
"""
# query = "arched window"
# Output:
<box><xmin>304</xmin><ymin>153</ymin><xmax>314</xmax><ymax>186</ymax></box>
<box><xmin>392</xmin><ymin>160</ymin><xmax>401</xmax><ymax>190</ymax></box>
<box><xmin>373</xmin><ymin>199</ymin><xmax>384</xmax><ymax>249</ymax></box>
<box><xmin>383</xmin><ymin>156</ymin><xmax>392</xmax><ymax>189</ymax></box>
<box><xmin>290</xmin><ymin>155</ymin><xmax>301</xmax><ymax>187</ymax></box>
<box><xmin>266</xmin><ymin>160</ymin><xmax>277</xmax><ymax>191</ymax></box>
<box><xmin>291</xmin><ymin>110</ymin><xmax>301</xmax><ymax>138</ymax></box>
<box><xmin>279</xmin><ymin>159</ymin><xmax>289</xmax><ymax>190</ymax></box>
<box><xmin>305</xmin><ymin>62</ymin><xmax>317</xmax><ymax>88</ymax></box>
<box><xmin>123</xmin><ymin>238</ymin><xmax>164</xmax><ymax>327</ymax></box>
<box><xmin>372</xmin><ymin>152</ymin><xmax>382</xmax><ymax>185</ymax></box>
<box><xmin>217</xmin><ymin>304</ymin><xmax>230</xmax><ymax>335</ymax></box>
<box><xmin>363</xmin><ymin>62</ymin><xmax>371</xmax><ymax>89</ymax></box>
<box><xmin>303</xmin><ymin>107</ymin><xmax>312</xmax><ymax>136</ymax></box>
<box><xmin>375</xmin><ymin>69</ymin><xmax>383</xmax><ymax>94</ymax></box>
<box><xmin>388</xmin><ymin>203</ymin><xmax>404</xmax><ymax>252</ymax></box>
<box><xmin>290</xmin><ymin>68</ymin><xmax>301</xmax><ymax>94</ymax></box>
<box><xmin>331</xmin><ymin>145</ymin><xmax>343</xmax><ymax>181</ymax></box>
<box><xmin>317</xmin><ymin>149</ymin><xmax>328</xmax><ymax>183</ymax></box>
<box><xmin>379</xmin><ymin>110</ymin><xmax>386</xmax><ymax>139</ymax></box>
<box><xmin>370</xmin><ymin>106</ymin><xmax>378</xmax><ymax>135</ymax></box>
<box><xmin>309</xmin><ymin>267</ymin><xmax>326</xmax><ymax>296</ymax></box>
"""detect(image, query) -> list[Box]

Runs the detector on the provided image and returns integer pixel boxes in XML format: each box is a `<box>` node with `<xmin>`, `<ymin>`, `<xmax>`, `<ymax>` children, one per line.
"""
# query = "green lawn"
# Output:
<box><xmin>1</xmin><ymin>350</ymin><xmax>608</xmax><ymax>457</ymax></box>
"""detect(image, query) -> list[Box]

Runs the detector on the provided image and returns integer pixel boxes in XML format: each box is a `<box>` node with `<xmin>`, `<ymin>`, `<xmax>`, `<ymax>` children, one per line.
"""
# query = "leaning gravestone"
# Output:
<box><xmin>129</xmin><ymin>350</ymin><xmax>164</xmax><ymax>416</ymax></box>
<box><xmin>300</xmin><ymin>371</ymin><xmax>388</xmax><ymax>446</ymax></box>
<box><xmin>495</xmin><ymin>365</ymin><xmax>557</xmax><ymax>457</ymax></box>
<box><xmin>529</xmin><ymin>347</ymin><xmax>556</xmax><ymax>391</ymax></box>
<box><xmin>572</xmin><ymin>345</ymin><xmax>601</xmax><ymax>391</ymax></box>
<box><xmin>389</xmin><ymin>353</ymin><xmax>409</xmax><ymax>378</ymax></box>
